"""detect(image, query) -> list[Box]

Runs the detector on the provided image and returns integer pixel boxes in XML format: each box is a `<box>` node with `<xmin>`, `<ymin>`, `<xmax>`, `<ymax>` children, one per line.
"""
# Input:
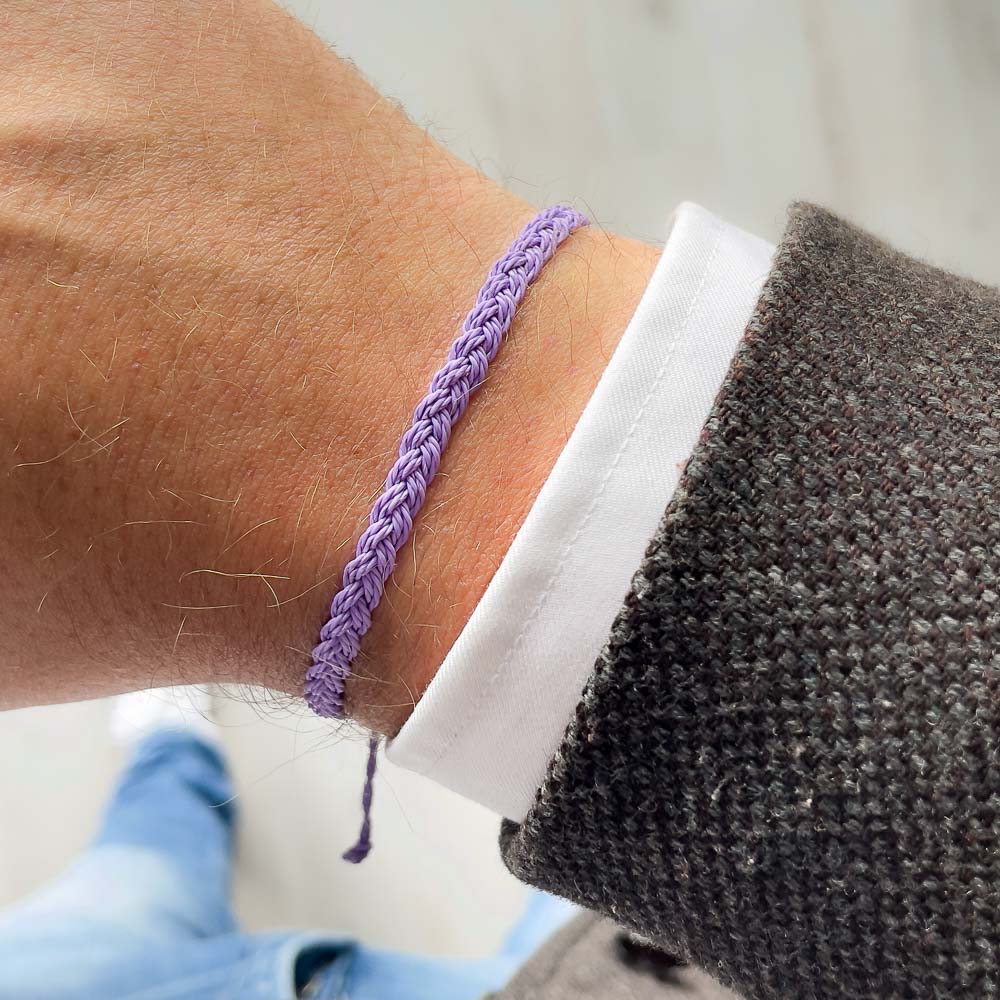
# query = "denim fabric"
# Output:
<box><xmin>0</xmin><ymin>732</ymin><xmax>573</xmax><ymax>1000</ymax></box>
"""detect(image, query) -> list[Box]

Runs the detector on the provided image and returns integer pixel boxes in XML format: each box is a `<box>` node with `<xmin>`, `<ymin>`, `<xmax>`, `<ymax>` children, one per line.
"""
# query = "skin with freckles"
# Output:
<box><xmin>0</xmin><ymin>0</ymin><xmax>657</xmax><ymax>732</ymax></box>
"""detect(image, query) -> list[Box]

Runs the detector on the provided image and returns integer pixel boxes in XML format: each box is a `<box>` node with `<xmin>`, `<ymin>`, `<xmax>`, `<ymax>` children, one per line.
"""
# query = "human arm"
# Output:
<box><xmin>0</xmin><ymin>0</ymin><xmax>655</xmax><ymax>713</ymax></box>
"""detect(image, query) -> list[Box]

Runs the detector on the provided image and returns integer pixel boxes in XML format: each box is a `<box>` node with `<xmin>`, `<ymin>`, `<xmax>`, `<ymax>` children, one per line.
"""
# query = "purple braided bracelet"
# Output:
<box><xmin>306</xmin><ymin>205</ymin><xmax>587</xmax><ymax>861</ymax></box>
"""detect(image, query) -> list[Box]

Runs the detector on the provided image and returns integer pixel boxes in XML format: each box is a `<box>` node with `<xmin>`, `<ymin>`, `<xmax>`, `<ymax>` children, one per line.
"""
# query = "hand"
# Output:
<box><xmin>0</xmin><ymin>0</ymin><xmax>656</xmax><ymax>725</ymax></box>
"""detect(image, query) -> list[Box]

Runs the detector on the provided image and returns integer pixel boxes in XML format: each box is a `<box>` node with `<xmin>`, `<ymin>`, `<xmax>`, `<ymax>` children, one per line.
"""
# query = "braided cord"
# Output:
<box><xmin>306</xmin><ymin>205</ymin><xmax>588</xmax><ymax>718</ymax></box>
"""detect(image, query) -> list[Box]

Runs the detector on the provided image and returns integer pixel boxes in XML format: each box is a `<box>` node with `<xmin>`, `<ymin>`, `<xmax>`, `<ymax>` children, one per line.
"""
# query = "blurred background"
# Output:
<box><xmin>2</xmin><ymin>0</ymin><xmax>998</xmax><ymax>959</ymax></box>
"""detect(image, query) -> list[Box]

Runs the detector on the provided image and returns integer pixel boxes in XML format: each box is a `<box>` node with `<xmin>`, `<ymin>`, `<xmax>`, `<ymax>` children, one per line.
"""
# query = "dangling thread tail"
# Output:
<box><xmin>342</xmin><ymin>734</ymin><xmax>379</xmax><ymax>863</ymax></box>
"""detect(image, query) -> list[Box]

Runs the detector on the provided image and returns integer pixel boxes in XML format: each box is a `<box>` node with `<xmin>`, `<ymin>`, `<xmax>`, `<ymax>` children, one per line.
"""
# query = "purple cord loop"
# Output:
<box><xmin>306</xmin><ymin>205</ymin><xmax>588</xmax><ymax>861</ymax></box>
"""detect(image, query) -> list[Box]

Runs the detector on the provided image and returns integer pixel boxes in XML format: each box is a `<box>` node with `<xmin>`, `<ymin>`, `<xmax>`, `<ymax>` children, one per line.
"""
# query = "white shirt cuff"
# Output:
<box><xmin>387</xmin><ymin>203</ymin><xmax>775</xmax><ymax>820</ymax></box>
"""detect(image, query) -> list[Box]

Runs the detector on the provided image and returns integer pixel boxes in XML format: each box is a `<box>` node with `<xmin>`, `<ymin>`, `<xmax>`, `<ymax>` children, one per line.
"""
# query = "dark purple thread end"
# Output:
<box><xmin>341</xmin><ymin>734</ymin><xmax>379</xmax><ymax>863</ymax></box>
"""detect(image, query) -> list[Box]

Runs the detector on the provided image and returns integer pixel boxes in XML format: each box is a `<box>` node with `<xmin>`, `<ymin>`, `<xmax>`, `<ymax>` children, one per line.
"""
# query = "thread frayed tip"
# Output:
<box><xmin>341</xmin><ymin>734</ymin><xmax>379</xmax><ymax>864</ymax></box>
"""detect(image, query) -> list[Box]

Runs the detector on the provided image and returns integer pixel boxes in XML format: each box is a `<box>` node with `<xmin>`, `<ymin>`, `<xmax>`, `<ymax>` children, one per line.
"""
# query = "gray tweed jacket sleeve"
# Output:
<box><xmin>499</xmin><ymin>203</ymin><xmax>1000</xmax><ymax>1000</ymax></box>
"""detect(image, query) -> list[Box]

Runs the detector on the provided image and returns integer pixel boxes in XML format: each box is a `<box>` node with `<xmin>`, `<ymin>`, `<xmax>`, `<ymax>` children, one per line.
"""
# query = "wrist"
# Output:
<box><xmin>231</xmin><ymin>163</ymin><xmax>658</xmax><ymax>732</ymax></box>
<box><xmin>330</xmin><ymin>199</ymin><xmax>659</xmax><ymax>733</ymax></box>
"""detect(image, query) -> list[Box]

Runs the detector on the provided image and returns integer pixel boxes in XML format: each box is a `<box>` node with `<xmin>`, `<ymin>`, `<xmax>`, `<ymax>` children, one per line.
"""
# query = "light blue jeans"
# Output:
<box><xmin>0</xmin><ymin>732</ymin><xmax>575</xmax><ymax>1000</ymax></box>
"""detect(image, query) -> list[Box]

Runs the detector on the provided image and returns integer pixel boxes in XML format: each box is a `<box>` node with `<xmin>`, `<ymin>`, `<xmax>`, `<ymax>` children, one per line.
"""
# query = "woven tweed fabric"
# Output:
<box><xmin>501</xmin><ymin>204</ymin><xmax>1000</xmax><ymax>999</ymax></box>
<box><xmin>489</xmin><ymin>914</ymin><xmax>739</xmax><ymax>1000</ymax></box>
